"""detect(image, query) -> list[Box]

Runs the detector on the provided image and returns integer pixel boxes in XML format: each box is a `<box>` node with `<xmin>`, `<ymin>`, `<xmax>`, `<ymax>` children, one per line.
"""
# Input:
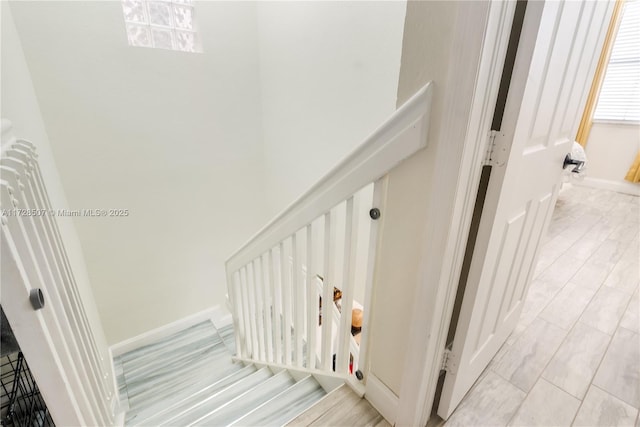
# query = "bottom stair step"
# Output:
<box><xmin>128</xmin><ymin>364</ymin><xmax>257</xmax><ymax>425</ymax></box>
<box><xmin>193</xmin><ymin>370</ymin><xmax>295</xmax><ymax>426</ymax></box>
<box><xmin>231</xmin><ymin>375</ymin><xmax>326</xmax><ymax>427</ymax></box>
<box><xmin>160</xmin><ymin>367</ymin><xmax>273</xmax><ymax>426</ymax></box>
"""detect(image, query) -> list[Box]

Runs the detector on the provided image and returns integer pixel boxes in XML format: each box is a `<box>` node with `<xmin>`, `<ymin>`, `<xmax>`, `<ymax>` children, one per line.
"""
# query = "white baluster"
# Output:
<box><xmin>321</xmin><ymin>211</ymin><xmax>334</xmax><ymax>370</ymax></box>
<box><xmin>259</xmin><ymin>255</ymin><xmax>274</xmax><ymax>362</ymax></box>
<box><xmin>270</xmin><ymin>248</ymin><xmax>283</xmax><ymax>364</ymax></box>
<box><xmin>240</xmin><ymin>267</ymin><xmax>255</xmax><ymax>358</ymax></box>
<box><xmin>357</xmin><ymin>178</ymin><xmax>387</xmax><ymax>379</ymax></box>
<box><xmin>230</xmin><ymin>271</ymin><xmax>245</xmax><ymax>358</ymax></box>
<box><xmin>249</xmin><ymin>261</ymin><xmax>265</xmax><ymax>361</ymax></box>
<box><xmin>305</xmin><ymin>224</ymin><xmax>317</xmax><ymax>370</ymax></box>
<box><xmin>292</xmin><ymin>232</ymin><xmax>304</xmax><ymax>367</ymax></box>
<box><xmin>280</xmin><ymin>241</ymin><xmax>292</xmax><ymax>365</ymax></box>
<box><xmin>336</xmin><ymin>196</ymin><xmax>359</xmax><ymax>374</ymax></box>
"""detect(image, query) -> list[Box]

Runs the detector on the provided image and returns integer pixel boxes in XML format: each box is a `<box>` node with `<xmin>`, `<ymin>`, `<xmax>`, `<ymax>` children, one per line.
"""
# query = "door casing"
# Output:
<box><xmin>395</xmin><ymin>2</ymin><xmax>518</xmax><ymax>425</ymax></box>
<box><xmin>396</xmin><ymin>0</ymin><xmax>614</xmax><ymax>424</ymax></box>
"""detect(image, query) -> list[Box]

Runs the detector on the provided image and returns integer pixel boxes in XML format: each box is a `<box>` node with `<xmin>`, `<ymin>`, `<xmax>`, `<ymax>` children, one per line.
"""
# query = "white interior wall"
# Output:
<box><xmin>255</xmin><ymin>1</ymin><xmax>407</xmax><ymax>217</ymax></box>
<box><xmin>1</xmin><ymin>3</ymin><xmax>110</xmax><ymax>359</ymax></box>
<box><xmin>368</xmin><ymin>0</ymin><xmax>459</xmax><ymax>396</ymax></box>
<box><xmin>8</xmin><ymin>1</ymin><xmax>407</xmax><ymax>345</ymax></box>
<box><xmin>9</xmin><ymin>1</ymin><xmax>267</xmax><ymax>345</ymax></box>
<box><xmin>582</xmin><ymin>122</ymin><xmax>640</xmax><ymax>193</ymax></box>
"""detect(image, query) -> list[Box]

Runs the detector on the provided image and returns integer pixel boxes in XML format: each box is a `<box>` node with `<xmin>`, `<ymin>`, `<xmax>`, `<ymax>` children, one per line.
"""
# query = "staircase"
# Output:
<box><xmin>114</xmin><ymin>320</ymin><xmax>329</xmax><ymax>426</ymax></box>
<box><xmin>1</xmin><ymin>83</ymin><xmax>433</xmax><ymax>426</ymax></box>
<box><xmin>112</xmin><ymin>85</ymin><xmax>434</xmax><ymax>427</ymax></box>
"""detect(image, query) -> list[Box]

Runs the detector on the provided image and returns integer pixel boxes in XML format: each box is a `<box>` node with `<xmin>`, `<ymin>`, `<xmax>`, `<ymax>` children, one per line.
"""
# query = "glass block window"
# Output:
<box><xmin>122</xmin><ymin>0</ymin><xmax>201</xmax><ymax>53</ymax></box>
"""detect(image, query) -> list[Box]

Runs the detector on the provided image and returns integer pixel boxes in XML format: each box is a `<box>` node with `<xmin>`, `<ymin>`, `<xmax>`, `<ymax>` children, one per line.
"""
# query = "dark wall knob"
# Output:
<box><xmin>563</xmin><ymin>154</ymin><xmax>585</xmax><ymax>173</ymax></box>
<box><xmin>355</xmin><ymin>370</ymin><xmax>364</xmax><ymax>380</ymax></box>
<box><xmin>369</xmin><ymin>208</ymin><xmax>381</xmax><ymax>220</ymax></box>
<box><xmin>29</xmin><ymin>289</ymin><xmax>45</xmax><ymax>310</ymax></box>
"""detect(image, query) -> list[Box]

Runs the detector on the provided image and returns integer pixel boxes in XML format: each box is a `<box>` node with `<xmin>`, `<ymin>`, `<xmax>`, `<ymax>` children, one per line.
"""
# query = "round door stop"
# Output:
<box><xmin>29</xmin><ymin>288</ymin><xmax>45</xmax><ymax>310</ymax></box>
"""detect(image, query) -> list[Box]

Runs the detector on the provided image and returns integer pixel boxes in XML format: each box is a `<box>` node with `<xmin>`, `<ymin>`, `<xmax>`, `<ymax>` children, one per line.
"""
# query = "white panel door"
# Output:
<box><xmin>438</xmin><ymin>0</ymin><xmax>614</xmax><ymax>418</ymax></box>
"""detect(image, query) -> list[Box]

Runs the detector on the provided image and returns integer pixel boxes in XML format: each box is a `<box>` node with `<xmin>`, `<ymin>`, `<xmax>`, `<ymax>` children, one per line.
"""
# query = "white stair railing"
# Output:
<box><xmin>226</xmin><ymin>82</ymin><xmax>433</xmax><ymax>384</ymax></box>
<box><xmin>1</xmin><ymin>124</ymin><xmax>115</xmax><ymax>426</ymax></box>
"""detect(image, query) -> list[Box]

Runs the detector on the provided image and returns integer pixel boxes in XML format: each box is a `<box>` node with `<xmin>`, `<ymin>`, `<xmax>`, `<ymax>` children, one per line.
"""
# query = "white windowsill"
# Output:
<box><xmin>592</xmin><ymin>119</ymin><xmax>640</xmax><ymax>126</ymax></box>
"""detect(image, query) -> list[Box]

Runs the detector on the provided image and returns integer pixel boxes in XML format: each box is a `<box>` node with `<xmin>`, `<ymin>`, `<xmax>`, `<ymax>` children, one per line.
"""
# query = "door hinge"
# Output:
<box><xmin>483</xmin><ymin>130</ymin><xmax>507</xmax><ymax>167</ymax></box>
<box><xmin>440</xmin><ymin>348</ymin><xmax>458</xmax><ymax>374</ymax></box>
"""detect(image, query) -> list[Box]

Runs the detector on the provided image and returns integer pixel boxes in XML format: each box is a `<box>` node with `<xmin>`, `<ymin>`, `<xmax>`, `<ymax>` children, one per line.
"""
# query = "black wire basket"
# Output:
<box><xmin>1</xmin><ymin>352</ymin><xmax>55</xmax><ymax>427</ymax></box>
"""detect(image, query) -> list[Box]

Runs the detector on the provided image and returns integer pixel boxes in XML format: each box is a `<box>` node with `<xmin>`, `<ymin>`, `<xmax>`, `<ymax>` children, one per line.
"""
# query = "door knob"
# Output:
<box><xmin>563</xmin><ymin>154</ymin><xmax>584</xmax><ymax>173</ymax></box>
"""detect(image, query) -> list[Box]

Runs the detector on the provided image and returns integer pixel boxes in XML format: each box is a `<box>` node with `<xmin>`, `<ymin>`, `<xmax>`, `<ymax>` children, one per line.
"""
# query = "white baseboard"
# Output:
<box><xmin>575</xmin><ymin>177</ymin><xmax>640</xmax><ymax>196</ymax></box>
<box><xmin>364</xmin><ymin>373</ymin><xmax>399</xmax><ymax>425</ymax></box>
<box><xmin>109</xmin><ymin>305</ymin><xmax>230</xmax><ymax>357</ymax></box>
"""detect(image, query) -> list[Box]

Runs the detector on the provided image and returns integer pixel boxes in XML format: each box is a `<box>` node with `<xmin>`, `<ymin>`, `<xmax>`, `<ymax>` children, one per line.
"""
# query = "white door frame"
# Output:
<box><xmin>395</xmin><ymin>2</ymin><xmax>520</xmax><ymax>425</ymax></box>
<box><xmin>396</xmin><ymin>0</ymin><xmax>615</xmax><ymax>424</ymax></box>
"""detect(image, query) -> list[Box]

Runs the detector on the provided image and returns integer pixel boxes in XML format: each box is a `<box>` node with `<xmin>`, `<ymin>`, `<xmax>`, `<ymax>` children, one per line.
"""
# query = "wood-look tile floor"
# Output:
<box><xmin>444</xmin><ymin>185</ymin><xmax>640</xmax><ymax>427</ymax></box>
<box><xmin>287</xmin><ymin>385</ymin><xmax>390</xmax><ymax>427</ymax></box>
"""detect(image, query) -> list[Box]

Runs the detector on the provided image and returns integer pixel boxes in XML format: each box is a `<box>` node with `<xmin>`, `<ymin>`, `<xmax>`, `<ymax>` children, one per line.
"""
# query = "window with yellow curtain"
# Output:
<box><xmin>594</xmin><ymin>0</ymin><xmax>640</xmax><ymax>123</ymax></box>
